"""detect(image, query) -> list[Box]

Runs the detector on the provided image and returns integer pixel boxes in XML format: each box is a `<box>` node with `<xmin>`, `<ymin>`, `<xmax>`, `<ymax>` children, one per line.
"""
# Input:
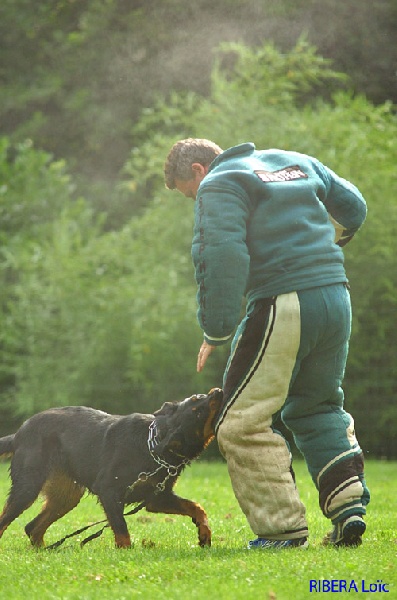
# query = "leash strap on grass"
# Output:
<box><xmin>80</xmin><ymin>524</ymin><xmax>109</xmax><ymax>547</ymax></box>
<box><xmin>45</xmin><ymin>501</ymin><xmax>145</xmax><ymax>550</ymax></box>
<box><xmin>45</xmin><ymin>519</ymin><xmax>107</xmax><ymax>550</ymax></box>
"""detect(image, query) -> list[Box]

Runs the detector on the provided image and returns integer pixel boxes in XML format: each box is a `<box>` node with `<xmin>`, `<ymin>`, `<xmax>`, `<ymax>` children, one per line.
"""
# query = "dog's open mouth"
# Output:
<box><xmin>207</xmin><ymin>387</ymin><xmax>224</xmax><ymax>425</ymax></box>
<box><xmin>202</xmin><ymin>388</ymin><xmax>223</xmax><ymax>444</ymax></box>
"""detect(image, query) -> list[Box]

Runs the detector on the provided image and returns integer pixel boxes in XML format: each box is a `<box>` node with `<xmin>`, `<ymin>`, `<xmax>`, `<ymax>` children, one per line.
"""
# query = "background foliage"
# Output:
<box><xmin>0</xmin><ymin>3</ymin><xmax>396</xmax><ymax>457</ymax></box>
<box><xmin>0</xmin><ymin>0</ymin><xmax>396</xmax><ymax>213</ymax></box>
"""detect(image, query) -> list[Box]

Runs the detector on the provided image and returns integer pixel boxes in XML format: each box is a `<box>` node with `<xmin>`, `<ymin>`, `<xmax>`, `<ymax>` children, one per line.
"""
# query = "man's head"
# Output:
<box><xmin>164</xmin><ymin>138</ymin><xmax>223</xmax><ymax>199</ymax></box>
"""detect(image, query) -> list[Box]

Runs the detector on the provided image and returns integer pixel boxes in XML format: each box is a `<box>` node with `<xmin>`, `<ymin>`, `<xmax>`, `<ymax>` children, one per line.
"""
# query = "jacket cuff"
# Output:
<box><xmin>337</xmin><ymin>233</ymin><xmax>355</xmax><ymax>247</ymax></box>
<box><xmin>204</xmin><ymin>333</ymin><xmax>232</xmax><ymax>346</ymax></box>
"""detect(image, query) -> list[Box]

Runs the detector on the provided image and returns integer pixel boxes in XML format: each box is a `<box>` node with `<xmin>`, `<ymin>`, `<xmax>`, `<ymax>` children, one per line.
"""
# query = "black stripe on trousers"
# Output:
<box><xmin>319</xmin><ymin>453</ymin><xmax>365</xmax><ymax>516</ymax></box>
<box><xmin>216</xmin><ymin>297</ymin><xmax>276</xmax><ymax>431</ymax></box>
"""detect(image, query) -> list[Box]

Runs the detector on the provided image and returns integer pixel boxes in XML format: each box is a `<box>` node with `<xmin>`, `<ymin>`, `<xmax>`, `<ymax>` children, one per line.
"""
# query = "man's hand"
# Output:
<box><xmin>197</xmin><ymin>340</ymin><xmax>216</xmax><ymax>373</ymax></box>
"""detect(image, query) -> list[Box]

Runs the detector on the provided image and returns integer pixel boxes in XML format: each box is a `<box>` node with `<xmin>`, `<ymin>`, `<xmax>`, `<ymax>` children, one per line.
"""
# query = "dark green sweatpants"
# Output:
<box><xmin>216</xmin><ymin>283</ymin><xmax>370</xmax><ymax>539</ymax></box>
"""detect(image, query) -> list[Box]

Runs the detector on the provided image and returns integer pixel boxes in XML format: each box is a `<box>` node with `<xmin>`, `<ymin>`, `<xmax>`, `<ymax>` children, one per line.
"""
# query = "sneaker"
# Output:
<box><xmin>248</xmin><ymin>537</ymin><xmax>308</xmax><ymax>549</ymax></box>
<box><xmin>323</xmin><ymin>515</ymin><xmax>366</xmax><ymax>547</ymax></box>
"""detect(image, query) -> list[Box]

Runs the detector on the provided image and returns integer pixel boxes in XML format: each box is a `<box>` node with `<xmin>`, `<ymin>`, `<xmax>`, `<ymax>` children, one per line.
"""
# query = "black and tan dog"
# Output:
<box><xmin>0</xmin><ymin>388</ymin><xmax>223</xmax><ymax>548</ymax></box>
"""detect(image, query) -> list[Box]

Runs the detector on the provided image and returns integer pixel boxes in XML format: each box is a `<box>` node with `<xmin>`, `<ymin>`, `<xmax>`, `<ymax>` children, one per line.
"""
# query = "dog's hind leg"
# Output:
<box><xmin>25</xmin><ymin>472</ymin><xmax>85</xmax><ymax>547</ymax></box>
<box><xmin>0</xmin><ymin>456</ymin><xmax>47</xmax><ymax>541</ymax></box>
<box><xmin>145</xmin><ymin>492</ymin><xmax>212</xmax><ymax>547</ymax></box>
<box><xmin>0</xmin><ymin>490</ymin><xmax>38</xmax><ymax>541</ymax></box>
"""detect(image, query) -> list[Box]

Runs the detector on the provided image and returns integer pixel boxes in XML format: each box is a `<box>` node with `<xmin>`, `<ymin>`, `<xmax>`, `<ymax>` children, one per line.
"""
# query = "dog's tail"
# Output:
<box><xmin>0</xmin><ymin>434</ymin><xmax>14</xmax><ymax>459</ymax></box>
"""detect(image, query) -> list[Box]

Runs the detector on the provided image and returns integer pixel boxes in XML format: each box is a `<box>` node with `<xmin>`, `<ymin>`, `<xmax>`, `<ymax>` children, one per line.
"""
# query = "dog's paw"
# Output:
<box><xmin>198</xmin><ymin>526</ymin><xmax>212</xmax><ymax>547</ymax></box>
<box><xmin>114</xmin><ymin>533</ymin><xmax>132</xmax><ymax>548</ymax></box>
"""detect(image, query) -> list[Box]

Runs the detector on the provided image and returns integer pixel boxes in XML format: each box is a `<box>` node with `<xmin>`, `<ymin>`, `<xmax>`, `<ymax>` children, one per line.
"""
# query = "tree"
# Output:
<box><xmin>0</xmin><ymin>138</ymin><xmax>99</xmax><ymax>428</ymax></box>
<box><xmin>0</xmin><ymin>138</ymin><xmax>223</xmax><ymax>429</ymax></box>
<box><xmin>0</xmin><ymin>0</ymin><xmax>396</xmax><ymax>222</ymax></box>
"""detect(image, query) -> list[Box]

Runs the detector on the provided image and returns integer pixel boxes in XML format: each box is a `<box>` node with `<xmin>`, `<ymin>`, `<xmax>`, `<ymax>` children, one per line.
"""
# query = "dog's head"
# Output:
<box><xmin>152</xmin><ymin>388</ymin><xmax>223</xmax><ymax>462</ymax></box>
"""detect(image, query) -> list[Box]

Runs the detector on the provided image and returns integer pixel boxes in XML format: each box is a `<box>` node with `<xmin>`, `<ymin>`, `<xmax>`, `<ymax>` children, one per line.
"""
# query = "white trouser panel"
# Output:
<box><xmin>217</xmin><ymin>293</ymin><xmax>308</xmax><ymax>538</ymax></box>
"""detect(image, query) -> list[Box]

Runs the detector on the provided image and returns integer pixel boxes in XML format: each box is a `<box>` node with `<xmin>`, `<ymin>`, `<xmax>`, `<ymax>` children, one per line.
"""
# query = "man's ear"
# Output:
<box><xmin>191</xmin><ymin>163</ymin><xmax>208</xmax><ymax>177</ymax></box>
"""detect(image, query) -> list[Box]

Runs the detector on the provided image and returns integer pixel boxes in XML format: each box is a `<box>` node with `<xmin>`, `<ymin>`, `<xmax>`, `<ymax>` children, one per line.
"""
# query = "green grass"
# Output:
<box><xmin>0</xmin><ymin>459</ymin><xmax>395</xmax><ymax>599</ymax></box>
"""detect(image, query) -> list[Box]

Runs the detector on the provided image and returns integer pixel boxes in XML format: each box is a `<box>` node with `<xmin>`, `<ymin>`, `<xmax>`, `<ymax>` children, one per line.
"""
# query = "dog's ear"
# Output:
<box><xmin>154</xmin><ymin>401</ymin><xmax>178</xmax><ymax>418</ymax></box>
<box><xmin>151</xmin><ymin>426</ymin><xmax>185</xmax><ymax>458</ymax></box>
<box><xmin>152</xmin><ymin>403</ymin><xmax>179</xmax><ymax>449</ymax></box>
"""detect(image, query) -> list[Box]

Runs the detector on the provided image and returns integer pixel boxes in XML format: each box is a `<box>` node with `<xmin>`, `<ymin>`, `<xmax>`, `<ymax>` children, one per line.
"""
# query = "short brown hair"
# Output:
<box><xmin>164</xmin><ymin>138</ymin><xmax>223</xmax><ymax>189</ymax></box>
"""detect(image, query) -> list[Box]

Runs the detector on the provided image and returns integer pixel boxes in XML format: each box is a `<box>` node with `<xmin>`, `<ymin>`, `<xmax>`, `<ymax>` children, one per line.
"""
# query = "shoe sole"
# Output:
<box><xmin>339</xmin><ymin>518</ymin><xmax>366</xmax><ymax>547</ymax></box>
<box><xmin>323</xmin><ymin>517</ymin><xmax>366</xmax><ymax>547</ymax></box>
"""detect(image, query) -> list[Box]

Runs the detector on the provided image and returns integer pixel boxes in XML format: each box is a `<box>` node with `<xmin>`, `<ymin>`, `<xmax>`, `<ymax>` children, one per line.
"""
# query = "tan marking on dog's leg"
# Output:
<box><xmin>0</xmin><ymin>518</ymin><xmax>11</xmax><ymax>539</ymax></box>
<box><xmin>0</xmin><ymin>497</ymin><xmax>36</xmax><ymax>541</ymax></box>
<box><xmin>0</xmin><ymin>502</ymin><xmax>11</xmax><ymax>539</ymax></box>
<box><xmin>146</xmin><ymin>496</ymin><xmax>211</xmax><ymax>547</ymax></box>
<box><xmin>25</xmin><ymin>472</ymin><xmax>85</xmax><ymax>547</ymax></box>
<box><xmin>114</xmin><ymin>533</ymin><xmax>131</xmax><ymax>548</ymax></box>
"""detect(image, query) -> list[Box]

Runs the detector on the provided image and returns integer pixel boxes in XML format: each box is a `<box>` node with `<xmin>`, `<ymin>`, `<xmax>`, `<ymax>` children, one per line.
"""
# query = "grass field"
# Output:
<box><xmin>0</xmin><ymin>458</ymin><xmax>395</xmax><ymax>599</ymax></box>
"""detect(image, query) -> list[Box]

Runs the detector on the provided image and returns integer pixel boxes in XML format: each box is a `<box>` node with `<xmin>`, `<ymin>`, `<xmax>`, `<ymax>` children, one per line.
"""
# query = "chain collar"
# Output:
<box><xmin>129</xmin><ymin>419</ymin><xmax>190</xmax><ymax>494</ymax></box>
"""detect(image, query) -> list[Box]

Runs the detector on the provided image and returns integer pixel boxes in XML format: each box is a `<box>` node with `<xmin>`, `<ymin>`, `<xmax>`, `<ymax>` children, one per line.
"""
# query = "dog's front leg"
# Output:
<box><xmin>97</xmin><ymin>490</ymin><xmax>131</xmax><ymax>548</ymax></box>
<box><xmin>146</xmin><ymin>492</ymin><xmax>211</xmax><ymax>547</ymax></box>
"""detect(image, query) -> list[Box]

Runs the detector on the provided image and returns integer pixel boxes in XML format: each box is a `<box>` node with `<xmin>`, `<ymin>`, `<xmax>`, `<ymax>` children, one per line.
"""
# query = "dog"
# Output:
<box><xmin>0</xmin><ymin>388</ymin><xmax>223</xmax><ymax>549</ymax></box>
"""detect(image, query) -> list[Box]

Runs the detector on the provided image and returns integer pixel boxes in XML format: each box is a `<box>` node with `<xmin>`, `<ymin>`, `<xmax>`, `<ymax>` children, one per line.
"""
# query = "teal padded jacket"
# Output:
<box><xmin>191</xmin><ymin>143</ymin><xmax>367</xmax><ymax>345</ymax></box>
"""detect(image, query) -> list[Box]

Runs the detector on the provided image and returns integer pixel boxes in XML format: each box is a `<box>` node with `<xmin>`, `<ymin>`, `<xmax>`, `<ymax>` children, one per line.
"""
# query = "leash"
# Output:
<box><xmin>45</xmin><ymin>502</ymin><xmax>145</xmax><ymax>550</ymax></box>
<box><xmin>45</xmin><ymin>419</ymin><xmax>190</xmax><ymax>550</ymax></box>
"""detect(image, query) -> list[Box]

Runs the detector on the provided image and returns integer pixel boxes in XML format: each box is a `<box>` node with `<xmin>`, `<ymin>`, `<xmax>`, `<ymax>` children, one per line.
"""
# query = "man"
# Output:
<box><xmin>164</xmin><ymin>138</ymin><xmax>370</xmax><ymax>549</ymax></box>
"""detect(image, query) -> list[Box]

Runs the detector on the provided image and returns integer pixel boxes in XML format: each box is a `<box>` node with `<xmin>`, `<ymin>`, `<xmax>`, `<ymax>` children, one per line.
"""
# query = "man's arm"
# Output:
<box><xmin>192</xmin><ymin>183</ymin><xmax>250</xmax><ymax>342</ymax></box>
<box><xmin>320</xmin><ymin>165</ymin><xmax>367</xmax><ymax>246</ymax></box>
